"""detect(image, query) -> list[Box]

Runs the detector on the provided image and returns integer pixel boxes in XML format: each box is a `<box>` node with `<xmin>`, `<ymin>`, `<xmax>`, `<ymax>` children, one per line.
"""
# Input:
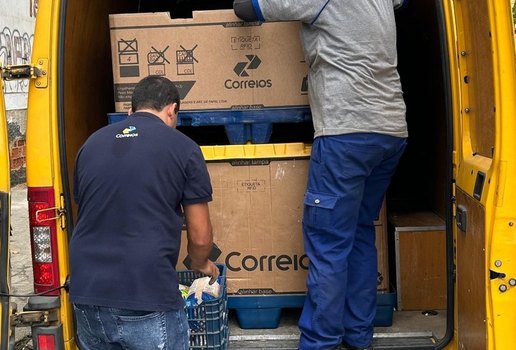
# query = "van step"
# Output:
<box><xmin>229</xmin><ymin>333</ymin><xmax>437</xmax><ymax>350</ymax></box>
<box><xmin>371</xmin><ymin>332</ymin><xmax>437</xmax><ymax>349</ymax></box>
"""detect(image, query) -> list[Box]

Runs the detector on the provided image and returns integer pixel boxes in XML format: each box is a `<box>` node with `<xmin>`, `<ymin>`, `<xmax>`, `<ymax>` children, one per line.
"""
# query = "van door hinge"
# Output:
<box><xmin>0</xmin><ymin>59</ymin><xmax>48</xmax><ymax>88</ymax></box>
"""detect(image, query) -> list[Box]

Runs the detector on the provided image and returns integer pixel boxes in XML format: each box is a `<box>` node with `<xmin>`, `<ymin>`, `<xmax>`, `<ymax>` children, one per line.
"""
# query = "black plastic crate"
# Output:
<box><xmin>178</xmin><ymin>265</ymin><xmax>228</xmax><ymax>350</ymax></box>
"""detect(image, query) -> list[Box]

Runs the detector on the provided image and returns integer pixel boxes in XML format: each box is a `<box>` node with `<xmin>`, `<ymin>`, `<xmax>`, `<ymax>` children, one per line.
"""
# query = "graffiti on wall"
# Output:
<box><xmin>30</xmin><ymin>0</ymin><xmax>39</xmax><ymax>18</ymax></box>
<box><xmin>0</xmin><ymin>27</ymin><xmax>34</xmax><ymax>94</ymax></box>
<box><xmin>1</xmin><ymin>0</ymin><xmax>37</xmax><ymax>95</ymax></box>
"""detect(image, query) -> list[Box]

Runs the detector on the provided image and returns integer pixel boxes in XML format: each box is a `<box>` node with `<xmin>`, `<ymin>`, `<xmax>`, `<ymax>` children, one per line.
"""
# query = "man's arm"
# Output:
<box><xmin>184</xmin><ymin>202</ymin><xmax>219</xmax><ymax>283</ymax></box>
<box><xmin>233</xmin><ymin>0</ymin><xmax>330</xmax><ymax>23</ymax></box>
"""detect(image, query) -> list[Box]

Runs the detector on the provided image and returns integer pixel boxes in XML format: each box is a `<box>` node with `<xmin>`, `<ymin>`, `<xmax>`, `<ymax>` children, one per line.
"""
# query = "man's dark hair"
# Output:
<box><xmin>131</xmin><ymin>76</ymin><xmax>181</xmax><ymax>113</ymax></box>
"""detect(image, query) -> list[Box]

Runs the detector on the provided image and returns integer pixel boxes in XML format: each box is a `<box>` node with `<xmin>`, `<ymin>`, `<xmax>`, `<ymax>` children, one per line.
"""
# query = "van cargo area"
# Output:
<box><xmin>59</xmin><ymin>0</ymin><xmax>451</xmax><ymax>348</ymax></box>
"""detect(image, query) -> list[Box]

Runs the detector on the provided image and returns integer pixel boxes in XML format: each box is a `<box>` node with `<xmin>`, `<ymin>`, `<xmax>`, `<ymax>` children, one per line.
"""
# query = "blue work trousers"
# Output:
<box><xmin>298</xmin><ymin>133</ymin><xmax>406</xmax><ymax>350</ymax></box>
<box><xmin>73</xmin><ymin>304</ymin><xmax>190</xmax><ymax>350</ymax></box>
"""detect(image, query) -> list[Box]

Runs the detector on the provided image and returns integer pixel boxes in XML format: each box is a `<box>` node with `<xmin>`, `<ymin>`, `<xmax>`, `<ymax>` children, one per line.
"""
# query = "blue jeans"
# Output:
<box><xmin>298</xmin><ymin>133</ymin><xmax>407</xmax><ymax>350</ymax></box>
<box><xmin>73</xmin><ymin>304</ymin><xmax>189</xmax><ymax>350</ymax></box>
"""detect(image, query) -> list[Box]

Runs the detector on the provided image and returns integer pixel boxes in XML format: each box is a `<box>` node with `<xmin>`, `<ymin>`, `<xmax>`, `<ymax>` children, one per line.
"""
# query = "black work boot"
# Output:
<box><xmin>341</xmin><ymin>341</ymin><xmax>373</xmax><ymax>350</ymax></box>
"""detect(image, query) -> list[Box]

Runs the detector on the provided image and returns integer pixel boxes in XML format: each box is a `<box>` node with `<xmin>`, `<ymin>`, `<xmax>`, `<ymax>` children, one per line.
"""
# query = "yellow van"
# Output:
<box><xmin>1</xmin><ymin>0</ymin><xmax>516</xmax><ymax>349</ymax></box>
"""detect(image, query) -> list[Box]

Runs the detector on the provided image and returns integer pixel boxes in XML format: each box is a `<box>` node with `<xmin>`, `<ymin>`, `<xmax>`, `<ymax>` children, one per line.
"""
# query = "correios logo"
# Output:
<box><xmin>233</xmin><ymin>55</ymin><xmax>262</xmax><ymax>77</ymax></box>
<box><xmin>116</xmin><ymin>125</ymin><xmax>139</xmax><ymax>138</ymax></box>
<box><xmin>225</xmin><ymin>251</ymin><xmax>309</xmax><ymax>272</ymax></box>
<box><xmin>182</xmin><ymin>244</ymin><xmax>308</xmax><ymax>272</ymax></box>
<box><xmin>225</xmin><ymin>55</ymin><xmax>272</xmax><ymax>90</ymax></box>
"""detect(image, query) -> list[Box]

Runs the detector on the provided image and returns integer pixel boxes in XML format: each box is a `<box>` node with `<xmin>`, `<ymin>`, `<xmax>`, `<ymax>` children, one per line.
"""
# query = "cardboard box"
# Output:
<box><xmin>177</xmin><ymin>143</ymin><xmax>392</xmax><ymax>295</ymax></box>
<box><xmin>109</xmin><ymin>10</ymin><xmax>309</xmax><ymax>112</ymax></box>
<box><xmin>178</xmin><ymin>143</ymin><xmax>311</xmax><ymax>294</ymax></box>
<box><xmin>391</xmin><ymin>212</ymin><xmax>447</xmax><ymax>310</ymax></box>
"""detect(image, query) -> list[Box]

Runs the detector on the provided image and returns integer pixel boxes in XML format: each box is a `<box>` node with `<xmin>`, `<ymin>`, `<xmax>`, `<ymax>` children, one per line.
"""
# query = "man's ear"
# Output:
<box><xmin>128</xmin><ymin>108</ymin><xmax>133</xmax><ymax>116</ymax></box>
<box><xmin>169</xmin><ymin>103</ymin><xmax>178</xmax><ymax>117</ymax></box>
<box><xmin>166</xmin><ymin>103</ymin><xmax>179</xmax><ymax>127</ymax></box>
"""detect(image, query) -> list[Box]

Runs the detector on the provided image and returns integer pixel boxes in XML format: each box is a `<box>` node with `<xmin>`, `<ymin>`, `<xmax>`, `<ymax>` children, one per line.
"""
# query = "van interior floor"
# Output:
<box><xmin>229</xmin><ymin>308</ymin><xmax>446</xmax><ymax>349</ymax></box>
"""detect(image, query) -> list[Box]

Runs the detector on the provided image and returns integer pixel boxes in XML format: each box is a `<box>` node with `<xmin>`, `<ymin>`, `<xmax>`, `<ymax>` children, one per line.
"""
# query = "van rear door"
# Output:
<box><xmin>449</xmin><ymin>0</ymin><xmax>516</xmax><ymax>348</ymax></box>
<box><xmin>0</xmin><ymin>66</ymin><xmax>14</xmax><ymax>350</ymax></box>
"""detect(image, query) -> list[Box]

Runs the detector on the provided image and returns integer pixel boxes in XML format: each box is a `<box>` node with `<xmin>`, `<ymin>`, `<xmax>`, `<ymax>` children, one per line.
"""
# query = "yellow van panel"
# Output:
<box><xmin>0</xmin><ymin>79</ymin><xmax>9</xmax><ymax>192</ymax></box>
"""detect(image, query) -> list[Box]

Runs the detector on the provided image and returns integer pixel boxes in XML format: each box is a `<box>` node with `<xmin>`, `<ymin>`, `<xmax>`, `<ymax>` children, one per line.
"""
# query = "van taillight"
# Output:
<box><xmin>28</xmin><ymin>187</ymin><xmax>60</xmax><ymax>295</ymax></box>
<box><xmin>36</xmin><ymin>334</ymin><xmax>56</xmax><ymax>350</ymax></box>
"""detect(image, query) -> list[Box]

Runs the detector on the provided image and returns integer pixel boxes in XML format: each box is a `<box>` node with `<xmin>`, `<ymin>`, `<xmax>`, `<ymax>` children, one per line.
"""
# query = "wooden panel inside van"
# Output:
<box><xmin>456</xmin><ymin>189</ymin><xmax>486</xmax><ymax>350</ymax></box>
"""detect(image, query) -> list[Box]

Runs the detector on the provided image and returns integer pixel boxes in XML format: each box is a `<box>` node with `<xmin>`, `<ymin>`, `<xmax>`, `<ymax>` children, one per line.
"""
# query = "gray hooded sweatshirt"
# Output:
<box><xmin>249</xmin><ymin>0</ymin><xmax>408</xmax><ymax>138</ymax></box>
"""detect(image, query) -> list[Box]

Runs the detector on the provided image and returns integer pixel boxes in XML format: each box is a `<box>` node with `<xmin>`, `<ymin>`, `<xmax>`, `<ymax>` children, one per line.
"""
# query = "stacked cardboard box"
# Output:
<box><xmin>176</xmin><ymin>144</ymin><xmax>391</xmax><ymax>295</ymax></box>
<box><xmin>109</xmin><ymin>10</ymin><xmax>309</xmax><ymax>112</ymax></box>
<box><xmin>178</xmin><ymin>144</ymin><xmax>310</xmax><ymax>294</ymax></box>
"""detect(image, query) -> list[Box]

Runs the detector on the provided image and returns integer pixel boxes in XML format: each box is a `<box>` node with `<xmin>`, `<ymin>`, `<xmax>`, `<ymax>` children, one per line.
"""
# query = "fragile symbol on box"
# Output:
<box><xmin>118</xmin><ymin>38</ymin><xmax>140</xmax><ymax>77</ymax></box>
<box><xmin>147</xmin><ymin>46</ymin><xmax>170</xmax><ymax>76</ymax></box>
<box><xmin>176</xmin><ymin>44</ymin><xmax>198</xmax><ymax>76</ymax></box>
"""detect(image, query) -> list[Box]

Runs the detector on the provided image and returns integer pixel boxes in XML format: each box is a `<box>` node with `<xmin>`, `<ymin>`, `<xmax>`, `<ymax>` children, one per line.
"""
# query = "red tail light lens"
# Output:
<box><xmin>28</xmin><ymin>187</ymin><xmax>60</xmax><ymax>295</ymax></box>
<box><xmin>37</xmin><ymin>334</ymin><xmax>56</xmax><ymax>350</ymax></box>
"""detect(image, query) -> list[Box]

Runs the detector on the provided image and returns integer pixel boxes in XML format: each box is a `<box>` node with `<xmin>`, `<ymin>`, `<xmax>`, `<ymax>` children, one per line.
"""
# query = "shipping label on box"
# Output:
<box><xmin>110</xmin><ymin>10</ymin><xmax>309</xmax><ymax>112</ymax></box>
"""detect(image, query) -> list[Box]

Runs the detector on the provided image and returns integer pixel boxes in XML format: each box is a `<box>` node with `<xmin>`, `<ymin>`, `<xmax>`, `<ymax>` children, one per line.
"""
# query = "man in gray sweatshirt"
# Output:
<box><xmin>234</xmin><ymin>1</ymin><xmax>408</xmax><ymax>349</ymax></box>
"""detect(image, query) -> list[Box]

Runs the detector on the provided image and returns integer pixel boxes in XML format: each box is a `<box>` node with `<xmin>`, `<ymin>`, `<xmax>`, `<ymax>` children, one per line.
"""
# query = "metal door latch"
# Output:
<box><xmin>1</xmin><ymin>60</ymin><xmax>48</xmax><ymax>88</ymax></box>
<box><xmin>1</xmin><ymin>64</ymin><xmax>41</xmax><ymax>80</ymax></box>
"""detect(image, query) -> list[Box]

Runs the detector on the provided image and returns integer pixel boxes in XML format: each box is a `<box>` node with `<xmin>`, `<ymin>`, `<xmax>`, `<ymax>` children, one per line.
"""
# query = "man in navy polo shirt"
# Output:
<box><xmin>69</xmin><ymin>76</ymin><xmax>218</xmax><ymax>350</ymax></box>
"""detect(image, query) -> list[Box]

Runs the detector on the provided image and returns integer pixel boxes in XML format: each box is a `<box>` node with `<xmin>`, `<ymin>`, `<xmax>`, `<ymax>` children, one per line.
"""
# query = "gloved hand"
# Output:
<box><xmin>233</xmin><ymin>0</ymin><xmax>259</xmax><ymax>21</ymax></box>
<box><xmin>393</xmin><ymin>0</ymin><xmax>409</xmax><ymax>11</ymax></box>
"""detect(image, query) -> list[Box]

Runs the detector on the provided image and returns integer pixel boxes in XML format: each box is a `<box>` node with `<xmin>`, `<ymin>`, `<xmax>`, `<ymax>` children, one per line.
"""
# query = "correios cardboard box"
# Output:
<box><xmin>177</xmin><ymin>143</ymin><xmax>392</xmax><ymax>295</ymax></box>
<box><xmin>178</xmin><ymin>143</ymin><xmax>310</xmax><ymax>295</ymax></box>
<box><xmin>109</xmin><ymin>10</ymin><xmax>309</xmax><ymax>112</ymax></box>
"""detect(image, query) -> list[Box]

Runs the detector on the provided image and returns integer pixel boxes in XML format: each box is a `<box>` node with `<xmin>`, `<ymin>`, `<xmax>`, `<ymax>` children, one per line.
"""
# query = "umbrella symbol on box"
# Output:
<box><xmin>177</xmin><ymin>45</ymin><xmax>199</xmax><ymax>76</ymax></box>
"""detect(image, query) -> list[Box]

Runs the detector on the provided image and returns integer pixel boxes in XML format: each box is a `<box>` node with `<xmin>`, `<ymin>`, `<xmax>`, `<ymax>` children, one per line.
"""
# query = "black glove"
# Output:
<box><xmin>233</xmin><ymin>0</ymin><xmax>259</xmax><ymax>21</ymax></box>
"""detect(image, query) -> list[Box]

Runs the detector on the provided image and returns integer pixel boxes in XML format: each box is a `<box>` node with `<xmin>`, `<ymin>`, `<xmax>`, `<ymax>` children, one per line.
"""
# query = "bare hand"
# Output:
<box><xmin>191</xmin><ymin>260</ymin><xmax>219</xmax><ymax>285</ymax></box>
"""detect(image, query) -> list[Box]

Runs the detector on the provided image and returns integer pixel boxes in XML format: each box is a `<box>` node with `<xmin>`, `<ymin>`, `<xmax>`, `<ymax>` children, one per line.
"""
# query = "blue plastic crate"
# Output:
<box><xmin>107</xmin><ymin>113</ymin><xmax>128</xmax><ymax>124</ymax></box>
<box><xmin>375</xmin><ymin>292</ymin><xmax>396</xmax><ymax>327</ymax></box>
<box><xmin>228</xmin><ymin>294</ymin><xmax>304</xmax><ymax>329</ymax></box>
<box><xmin>228</xmin><ymin>292</ymin><xmax>396</xmax><ymax>329</ymax></box>
<box><xmin>178</xmin><ymin>265</ymin><xmax>229</xmax><ymax>349</ymax></box>
<box><xmin>107</xmin><ymin>107</ymin><xmax>312</xmax><ymax>144</ymax></box>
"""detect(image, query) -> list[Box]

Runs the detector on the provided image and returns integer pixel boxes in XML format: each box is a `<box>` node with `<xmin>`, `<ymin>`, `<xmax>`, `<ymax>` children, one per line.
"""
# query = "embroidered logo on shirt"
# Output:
<box><xmin>116</xmin><ymin>125</ymin><xmax>139</xmax><ymax>138</ymax></box>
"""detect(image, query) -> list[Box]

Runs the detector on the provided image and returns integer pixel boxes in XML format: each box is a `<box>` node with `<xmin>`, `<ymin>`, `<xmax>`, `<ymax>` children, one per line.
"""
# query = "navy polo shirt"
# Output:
<box><xmin>69</xmin><ymin>112</ymin><xmax>212</xmax><ymax>311</ymax></box>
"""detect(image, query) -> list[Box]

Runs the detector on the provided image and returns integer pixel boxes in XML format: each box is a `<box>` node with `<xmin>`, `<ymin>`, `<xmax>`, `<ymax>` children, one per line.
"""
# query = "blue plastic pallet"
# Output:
<box><xmin>228</xmin><ymin>292</ymin><xmax>396</xmax><ymax>329</ymax></box>
<box><xmin>107</xmin><ymin>107</ymin><xmax>312</xmax><ymax>144</ymax></box>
